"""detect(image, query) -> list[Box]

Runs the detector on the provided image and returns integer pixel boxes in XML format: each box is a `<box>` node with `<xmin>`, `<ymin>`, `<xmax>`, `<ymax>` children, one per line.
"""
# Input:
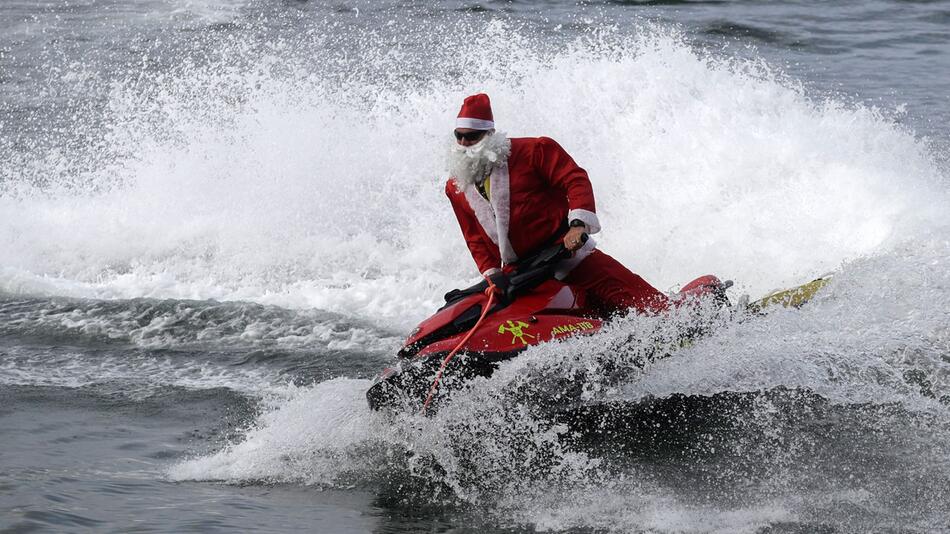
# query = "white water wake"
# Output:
<box><xmin>2</xmin><ymin>23</ymin><xmax>946</xmax><ymax>333</ymax></box>
<box><xmin>169</xmin><ymin>236</ymin><xmax>950</xmax><ymax>531</ymax></box>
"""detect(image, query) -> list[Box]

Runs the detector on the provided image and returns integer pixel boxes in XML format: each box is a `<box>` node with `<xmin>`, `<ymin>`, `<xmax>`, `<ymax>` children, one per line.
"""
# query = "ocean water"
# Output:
<box><xmin>1</xmin><ymin>1</ymin><xmax>949</xmax><ymax>532</ymax></box>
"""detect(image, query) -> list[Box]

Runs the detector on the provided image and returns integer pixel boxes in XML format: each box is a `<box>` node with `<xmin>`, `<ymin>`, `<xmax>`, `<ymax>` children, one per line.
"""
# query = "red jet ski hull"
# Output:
<box><xmin>366</xmin><ymin>274</ymin><xmax>727</xmax><ymax>411</ymax></box>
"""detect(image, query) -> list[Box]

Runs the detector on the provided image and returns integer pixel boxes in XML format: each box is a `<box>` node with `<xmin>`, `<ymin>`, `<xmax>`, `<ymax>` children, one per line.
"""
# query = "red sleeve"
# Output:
<box><xmin>532</xmin><ymin>137</ymin><xmax>601</xmax><ymax>233</ymax></box>
<box><xmin>445</xmin><ymin>180</ymin><xmax>501</xmax><ymax>274</ymax></box>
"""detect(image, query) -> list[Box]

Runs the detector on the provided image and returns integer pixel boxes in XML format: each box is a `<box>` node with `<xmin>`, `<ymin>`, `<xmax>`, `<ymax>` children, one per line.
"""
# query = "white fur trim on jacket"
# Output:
<box><xmin>462</xmin><ymin>185</ymin><xmax>498</xmax><ymax>245</ymax></box>
<box><xmin>567</xmin><ymin>208</ymin><xmax>601</xmax><ymax>234</ymax></box>
<box><xmin>460</xmin><ymin>165</ymin><xmax>517</xmax><ymax>266</ymax></box>
<box><xmin>456</xmin><ymin>117</ymin><xmax>495</xmax><ymax>130</ymax></box>
<box><xmin>490</xmin><ymin>165</ymin><xmax>517</xmax><ymax>265</ymax></box>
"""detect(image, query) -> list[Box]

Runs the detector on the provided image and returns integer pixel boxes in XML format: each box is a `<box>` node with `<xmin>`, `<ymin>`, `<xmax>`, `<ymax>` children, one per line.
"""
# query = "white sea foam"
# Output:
<box><xmin>0</xmin><ymin>297</ymin><xmax>400</xmax><ymax>351</ymax></box>
<box><xmin>0</xmin><ymin>347</ymin><xmax>290</xmax><ymax>399</ymax></box>
<box><xmin>517</xmin><ymin>487</ymin><xmax>797</xmax><ymax>534</ymax></box>
<box><xmin>168</xmin><ymin>378</ymin><xmax>379</xmax><ymax>484</ymax></box>
<box><xmin>169</xmin><ymin>237</ymin><xmax>950</xmax><ymax>530</ymax></box>
<box><xmin>2</xmin><ymin>24</ymin><xmax>946</xmax><ymax>333</ymax></box>
<box><xmin>618</xmin><ymin>237</ymin><xmax>950</xmax><ymax>410</ymax></box>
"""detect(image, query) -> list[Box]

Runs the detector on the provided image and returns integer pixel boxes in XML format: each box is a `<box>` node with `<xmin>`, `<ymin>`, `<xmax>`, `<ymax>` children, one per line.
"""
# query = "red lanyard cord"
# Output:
<box><xmin>420</xmin><ymin>275</ymin><xmax>498</xmax><ymax>415</ymax></box>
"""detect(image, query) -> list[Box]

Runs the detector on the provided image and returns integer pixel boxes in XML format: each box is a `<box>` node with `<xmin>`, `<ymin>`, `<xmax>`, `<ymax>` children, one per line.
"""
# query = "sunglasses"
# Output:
<box><xmin>454</xmin><ymin>130</ymin><xmax>488</xmax><ymax>142</ymax></box>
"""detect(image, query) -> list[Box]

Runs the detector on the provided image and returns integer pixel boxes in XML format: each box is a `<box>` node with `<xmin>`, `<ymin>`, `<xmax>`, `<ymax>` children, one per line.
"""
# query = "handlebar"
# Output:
<box><xmin>442</xmin><ymin>233</ymin><xmax>588</xmax><ymax>306</ymax></box>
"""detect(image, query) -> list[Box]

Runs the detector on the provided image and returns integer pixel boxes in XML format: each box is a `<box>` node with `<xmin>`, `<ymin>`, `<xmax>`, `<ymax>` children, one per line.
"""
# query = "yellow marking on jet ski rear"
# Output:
<box><xmin>751</xmin><ymin>277</ymin><xmax>831</xmax><ymax>311</ymax></box>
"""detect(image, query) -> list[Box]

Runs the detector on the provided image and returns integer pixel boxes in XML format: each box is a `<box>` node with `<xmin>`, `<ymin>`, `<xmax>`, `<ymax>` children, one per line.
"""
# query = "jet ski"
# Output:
<box><xmin>365</xmin><ymin>238</ymin><xmax>779</xmax><ymax>412</ymax></box>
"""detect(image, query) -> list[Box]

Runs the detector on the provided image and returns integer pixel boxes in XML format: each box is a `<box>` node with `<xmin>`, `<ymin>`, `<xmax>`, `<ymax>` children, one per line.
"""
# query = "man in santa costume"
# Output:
<box><xmin>445</xmin><ymin>93</ymin><xmax>670</xmax><ymax>315</ymax></box>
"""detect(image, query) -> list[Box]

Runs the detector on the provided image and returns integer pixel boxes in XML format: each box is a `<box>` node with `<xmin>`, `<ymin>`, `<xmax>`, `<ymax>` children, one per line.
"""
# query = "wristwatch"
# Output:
<box><xmin>569</xmin><ymin>219</ymin><xmax>587</xmax><ymax>228</ymax></box>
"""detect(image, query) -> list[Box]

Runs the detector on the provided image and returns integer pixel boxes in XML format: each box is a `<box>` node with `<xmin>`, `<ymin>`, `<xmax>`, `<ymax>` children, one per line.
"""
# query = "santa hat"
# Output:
<box><xmin>456</xmin><ymin>93</ymin><xmax>494</xmax><ymax>130</ymax></box>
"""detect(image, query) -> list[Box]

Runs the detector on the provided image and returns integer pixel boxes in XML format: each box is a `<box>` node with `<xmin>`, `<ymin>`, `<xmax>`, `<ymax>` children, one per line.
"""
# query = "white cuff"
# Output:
<box><xmin>456</xmin><ymin>118</ymin><xmax>495</xmax><ymax>130</ymax></box>
<box><xmin>481</xmin><ymin>267</ymin><xmax>502</xmax><ymax>277</ymax></box>
<box><xmin>567</xmin><ymin>209</ymin><xmax>601</xmax><ymax>234</ymax></box>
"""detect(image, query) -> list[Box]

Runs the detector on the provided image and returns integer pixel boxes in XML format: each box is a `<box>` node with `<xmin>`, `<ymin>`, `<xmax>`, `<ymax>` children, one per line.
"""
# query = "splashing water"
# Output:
<box><xmin>3</xmin><ymin>23</ymin><xmax>946</xmax><ymax>329</ymax></box>
<box><xmin>3</xmin><ymin>14</ymin><xmax>950</xmax><ymax>533</ymax></box>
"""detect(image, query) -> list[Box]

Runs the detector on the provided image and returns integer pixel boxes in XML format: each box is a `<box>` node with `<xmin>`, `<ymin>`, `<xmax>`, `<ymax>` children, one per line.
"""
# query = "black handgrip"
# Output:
<box><xmin>443</xmin><ymin>232</ymin><xmax>589</xmax><ymax>306</ymax></box>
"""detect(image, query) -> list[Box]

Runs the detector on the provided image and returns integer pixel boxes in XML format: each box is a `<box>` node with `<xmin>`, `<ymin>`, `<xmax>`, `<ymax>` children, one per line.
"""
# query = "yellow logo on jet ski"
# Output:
<box><xmin>498</xmin><ymin>320</ymin><xmax>536</xmax><ymax>346</ymax></box>
<box><xmin>550</xmin><ymin>321</ymin><xmax>595</xmax><ymax>336</ymax></box>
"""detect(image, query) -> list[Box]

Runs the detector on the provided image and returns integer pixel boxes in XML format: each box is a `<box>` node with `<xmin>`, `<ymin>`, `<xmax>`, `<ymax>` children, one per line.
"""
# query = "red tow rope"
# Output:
<box><xmin>420</xmin><ymin>275</ymin><xmax>498</xmax><ymax>415</ymax></box>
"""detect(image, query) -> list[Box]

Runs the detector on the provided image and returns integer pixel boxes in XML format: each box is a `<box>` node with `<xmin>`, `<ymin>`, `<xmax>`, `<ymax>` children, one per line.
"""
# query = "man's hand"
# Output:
<box><xmin>484</xmin><ymin>271</ymin><xmax>510</xmax><ymax>299</ymax></box>
<box><xmin>563</xmin><ymin>226</ymin><xmax>588</xmax><ymax>252</ymax></box>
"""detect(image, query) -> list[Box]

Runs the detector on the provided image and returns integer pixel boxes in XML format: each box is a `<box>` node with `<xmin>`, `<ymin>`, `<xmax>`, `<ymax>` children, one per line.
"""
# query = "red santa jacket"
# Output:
<box><xmin>446</xmin><ymin>136</ymin><xmax>601</xmax><ymax>276</ymax></box>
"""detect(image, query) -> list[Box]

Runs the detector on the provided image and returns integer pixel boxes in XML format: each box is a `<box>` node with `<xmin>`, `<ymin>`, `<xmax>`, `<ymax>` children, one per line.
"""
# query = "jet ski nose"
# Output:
<box><xmin>367</xmin><ymin>363</ymin><xmax>403</xmax><ymax>411</ymax></box>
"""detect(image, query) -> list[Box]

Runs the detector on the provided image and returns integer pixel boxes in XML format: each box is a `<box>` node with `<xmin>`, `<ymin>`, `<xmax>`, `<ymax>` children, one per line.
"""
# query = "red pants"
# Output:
<box><xmin>563</xmin><ymin>249</ymin><xmax>670</xmax><ymax>315</ymax></box>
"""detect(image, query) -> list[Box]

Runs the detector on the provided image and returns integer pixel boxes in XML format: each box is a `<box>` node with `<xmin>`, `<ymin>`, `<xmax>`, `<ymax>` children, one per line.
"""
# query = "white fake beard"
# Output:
<box><xmin>446</xmin><ymin>132</ymin><xmax>512</xmax><ymax>189</ymax></box>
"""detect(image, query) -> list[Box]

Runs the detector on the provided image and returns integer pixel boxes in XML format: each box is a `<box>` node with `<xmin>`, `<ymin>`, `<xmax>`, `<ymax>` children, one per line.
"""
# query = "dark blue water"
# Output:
<box><xmin>2</xmin><ymin>1</ymin><xmax>949</xmax><ymax>532</ymax></box>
